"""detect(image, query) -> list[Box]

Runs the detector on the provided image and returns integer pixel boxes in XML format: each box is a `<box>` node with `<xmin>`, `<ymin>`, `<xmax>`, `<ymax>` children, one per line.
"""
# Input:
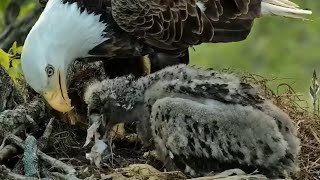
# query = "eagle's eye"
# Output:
<box><xmin>45</xmin><ymin>65</ymin><xmax>55</xmax><ymax>77</ymax></box>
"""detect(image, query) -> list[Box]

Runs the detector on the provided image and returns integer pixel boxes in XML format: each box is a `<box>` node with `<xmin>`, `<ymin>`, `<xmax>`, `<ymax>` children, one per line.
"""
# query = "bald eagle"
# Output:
<box><xmin>21</xmin><ymin>0</ymin><xmax>311</xmax><ymax>113</ymax></box>
<box><xmin>84</xmin><ymin>64</ymin><xmax>300</xmax><ymax>178</ymax></box>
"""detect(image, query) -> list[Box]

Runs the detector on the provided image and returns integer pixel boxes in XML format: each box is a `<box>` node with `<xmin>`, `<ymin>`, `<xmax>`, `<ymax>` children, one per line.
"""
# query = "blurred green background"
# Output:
<box><xmin>190</xmin><ymin>0</ymin><xmax>319</xmax><ymax>107</ymax></box>
<box><xmin>0</xmin><ymin>0</ymin><xmax>319</xmax><ymax>107</ymax></box>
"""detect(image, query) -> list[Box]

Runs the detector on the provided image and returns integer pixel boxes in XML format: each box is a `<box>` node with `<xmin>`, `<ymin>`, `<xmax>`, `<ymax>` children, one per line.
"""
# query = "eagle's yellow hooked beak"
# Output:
<box><xmin>43</xmin><ymin>70</ymin><xmax>73</xmax><ymax>113</ymax></box>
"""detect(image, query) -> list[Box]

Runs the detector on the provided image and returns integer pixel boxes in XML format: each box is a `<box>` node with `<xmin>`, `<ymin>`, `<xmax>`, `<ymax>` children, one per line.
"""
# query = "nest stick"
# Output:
<box><xmin>0</xmin><ymin>145</ymin><xmax>18</xmax><ymax>164</ymax></box>
<box><xmin>6</xmin><ymin>134</ymin><xmax>76</xmax><ymax>175</ymax></box>
<box><xmin>39</xmin><ymin>118</ymin><xmax>55</xmax><ymax>150</ymax></box>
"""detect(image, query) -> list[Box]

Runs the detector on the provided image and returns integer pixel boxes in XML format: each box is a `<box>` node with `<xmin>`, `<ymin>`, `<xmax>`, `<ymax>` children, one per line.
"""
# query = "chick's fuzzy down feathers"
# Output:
<box><xmin>84</xmin><ymin>65</ymin><xmax>300</xmax><ymax>178</ymax></box>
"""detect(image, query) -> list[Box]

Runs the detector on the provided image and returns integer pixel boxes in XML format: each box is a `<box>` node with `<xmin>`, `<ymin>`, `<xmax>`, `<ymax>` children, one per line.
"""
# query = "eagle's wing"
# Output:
<box><xmin>111</xmin><ymin>0</ymin><xmax>261</xmax><ymax>49</ymax></box>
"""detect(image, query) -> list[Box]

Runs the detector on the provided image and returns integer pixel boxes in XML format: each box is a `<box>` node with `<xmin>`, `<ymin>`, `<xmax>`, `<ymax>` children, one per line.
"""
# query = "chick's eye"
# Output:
<box><xmin>45</xmin><ymin>65</ymin><xmax>55</xmax><ymax>77</ymax></box>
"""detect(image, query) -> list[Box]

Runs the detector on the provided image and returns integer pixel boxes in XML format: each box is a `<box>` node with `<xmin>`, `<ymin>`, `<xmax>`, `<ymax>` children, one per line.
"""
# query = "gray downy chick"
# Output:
<box><xmin>84</xmin><ymin>64</ymin><xmax>300</xmax><ymax>178</ymax></box>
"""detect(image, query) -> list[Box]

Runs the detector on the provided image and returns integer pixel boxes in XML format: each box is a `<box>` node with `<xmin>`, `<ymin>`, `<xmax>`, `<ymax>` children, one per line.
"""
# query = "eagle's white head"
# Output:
<box><xmin>21</xmin><ymin>0</ymin><xmax>107</xmax><ymax>112</ymax></box>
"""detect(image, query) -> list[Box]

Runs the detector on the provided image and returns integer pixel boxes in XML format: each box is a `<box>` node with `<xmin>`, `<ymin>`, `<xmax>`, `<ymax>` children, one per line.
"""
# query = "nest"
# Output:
<box><xmin>49</xmin><ymin>67</ymin><xmax>320</xmax><ymax>179</ymax></box>
<box><xmin>1</xmin><ymin>63</ymin><xmax>319</xmax><ymax>179</ymax></box>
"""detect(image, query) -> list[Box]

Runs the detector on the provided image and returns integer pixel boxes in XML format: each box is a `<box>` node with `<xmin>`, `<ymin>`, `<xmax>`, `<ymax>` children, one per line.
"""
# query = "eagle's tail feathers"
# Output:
<box><xmin>261</xmin><ymin>0</ymin><xmax>312</xmax><ymax>19</ymax></box>
<box><xmin>263</xmin><ymin>0</ymin><xmax>299</xmax><ymax>8</ymax></box>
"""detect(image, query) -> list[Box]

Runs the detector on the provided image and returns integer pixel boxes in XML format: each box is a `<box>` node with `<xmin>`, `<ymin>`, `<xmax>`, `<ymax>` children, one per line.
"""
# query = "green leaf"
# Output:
<box><xmin>0</xmin><ymin>42</ymin><xmax>25</xmax><ymax>84</ymax></box>
<box><xmin>9</xmin><ymin>41</ymin><xmax>17</xmax><ymax>54</ymax></box>
<box><xmin>7</xmin><ymin>64</ymin><xmax>23</xmax><ymax>82</ymax></box>
<box><xmin>7</xmin><ymin>67</ymin><xmax>19</xmax><ymax>80</ymax></box>
<box><xmin>15</xmin><ymin>46</ymin><xmax>23</xmax><ymax>55</ymax></box>
<box><xmin>12</xmin><ymin>41</ymin><xmax>17</xmax><ymax>50</ymax></box>
<box><xmin>11</xmin><ymin>58</ymin><xmax>21</xmax><ymax>69</ymax></box>
<box><xmin>9</xmin><ymin>41</ymin><xmax>23</xmax><ymax>55</ymax></box>
<box><xmin>0</xmin><ymin>49</ymin><xmax>10</xmax><ymax>69</ymax></box>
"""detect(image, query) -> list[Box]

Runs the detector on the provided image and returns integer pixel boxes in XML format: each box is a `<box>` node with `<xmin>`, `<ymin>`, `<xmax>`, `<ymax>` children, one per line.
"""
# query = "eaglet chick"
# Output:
<box><xmin>84</xmin><ymin>64</ymin><xmax>300</xmax><ymax>178</ymax></box>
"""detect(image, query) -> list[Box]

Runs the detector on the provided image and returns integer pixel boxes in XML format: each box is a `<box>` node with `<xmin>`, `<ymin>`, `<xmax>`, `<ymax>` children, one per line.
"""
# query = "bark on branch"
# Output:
<box><xmin>0</xmin><ymin>66</ymin><xmax>24</xmax><ymax>112</ymax></box>
<box><xmin>0</xmin><ymin>100</ymin><xmax>46</xmax><ymax>136</ymax></box>
<box><xmin>0</xmin><ymin>65</ymin><xmax>48</xmax><ymax>138</ymax></box>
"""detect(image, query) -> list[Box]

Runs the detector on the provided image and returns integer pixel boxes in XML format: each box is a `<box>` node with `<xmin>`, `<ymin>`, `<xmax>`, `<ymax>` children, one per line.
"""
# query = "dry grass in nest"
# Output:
<box><xmin>244</xmin><ymin>74</ymin><xmax>320</xmax><ymax>180</ymax></box>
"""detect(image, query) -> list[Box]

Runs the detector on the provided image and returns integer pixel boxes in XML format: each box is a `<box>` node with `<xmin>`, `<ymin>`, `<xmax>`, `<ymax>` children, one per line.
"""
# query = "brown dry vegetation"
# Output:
<box><xmin>245</xmin><ymin>74</ymin><xmax>320</xmax><ymax>180</ymax></box>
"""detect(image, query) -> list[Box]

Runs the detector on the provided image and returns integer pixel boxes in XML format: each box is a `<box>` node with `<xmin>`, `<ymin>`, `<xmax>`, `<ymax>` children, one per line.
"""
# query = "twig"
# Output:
<box><xmin>0</xmin><ymin>145</ymin><xmax>18</xmax><ymax>164</ymax></box>
<box><xmin>51</xmin><ymin>172</ymin><xmax>80</xmax><ymax>180</ymax></box>
<box><xmin>301</xmin><ymin>143</ymin><xmax>320</xmax><ymax>151</ymax></box>
<box><xmin>187</xmin><ymin>175</ymin><xmax>268</xmax><ymax>180</ymax></box>
<box><xmin>109</xmin><ymin>136</ymin><xmax>114</xmax><ymax>168</ymax></box>
<box><xmin>310</xmin><ymin>128</ymin><xmax>320</xmax><ymax>145</ymax></box>
<box><xmin>6</xmin><ymin>134</ymin><xmax>77</xmax><ymax>175</ymax></box>
<box><xmin>311</xmin><ymin>156</ymin><xmax>320</xmax><ymax>168</ymax></box>
<box><xmin>0</xmin><ymin>125</ymin><xmax>26</xmax><ymax>153</ymax></box>
<box><xmin>187</xmin><ymin>169</ymin><xmax>267</xmax><ymax>180</ymax></box>
<box><xmin>38</xmin><ymin>151</ymin><xmax>77</xmax><ymax>175</ymax></box>
<box><xmin>0</xmin><ymin>136</ymin><xmax>8</xmax><ymax>150</ymax></box>
<box><xmin>39</xmin><ymin>117</ymin><xmax>54</xmax><ymax>150</ymax></box>
<box><xmin>0</xmin><ymin>165</ymin><xmax>39</xmax><ymax>180</ymax></box>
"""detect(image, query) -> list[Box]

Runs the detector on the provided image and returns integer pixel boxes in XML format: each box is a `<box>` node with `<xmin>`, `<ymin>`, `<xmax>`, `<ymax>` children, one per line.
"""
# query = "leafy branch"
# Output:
<box><xmin>0</xmin><ymin>42</ymin><xmax>24</xmax><ymax>83</ymax></box>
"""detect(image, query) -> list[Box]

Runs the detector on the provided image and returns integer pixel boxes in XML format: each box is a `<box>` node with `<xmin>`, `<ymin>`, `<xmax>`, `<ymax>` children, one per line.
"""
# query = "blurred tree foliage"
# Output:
<box><xmin>190</xmin><ymin>0</ymin><xmax>319</xmax><ymax>102</ymax></box>
<box><xmin>0</xmin><ymin>0</ymin><xmax>35</xmax><ymax>31</ymax></box>
<box><xmin>0</xmin><ymin>0</ymin><xmax>40</xmax><ymax>51</ymax></box>
<box><xmin>0</xmin><ymin>0</ymin><xmax>318</xmax><ymax>105</ymax></box>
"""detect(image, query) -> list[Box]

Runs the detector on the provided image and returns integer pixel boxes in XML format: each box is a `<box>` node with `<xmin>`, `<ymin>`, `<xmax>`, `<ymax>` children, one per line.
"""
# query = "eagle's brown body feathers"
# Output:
<box><xmin>112</xmin><ymin>0</ymin><xmax>261</xmax><ymax>51</ymax></box>
<box><xmin>41</xmin><ymin>0</ymin><xmax>266</xmax><ymax>58</ymax></box>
